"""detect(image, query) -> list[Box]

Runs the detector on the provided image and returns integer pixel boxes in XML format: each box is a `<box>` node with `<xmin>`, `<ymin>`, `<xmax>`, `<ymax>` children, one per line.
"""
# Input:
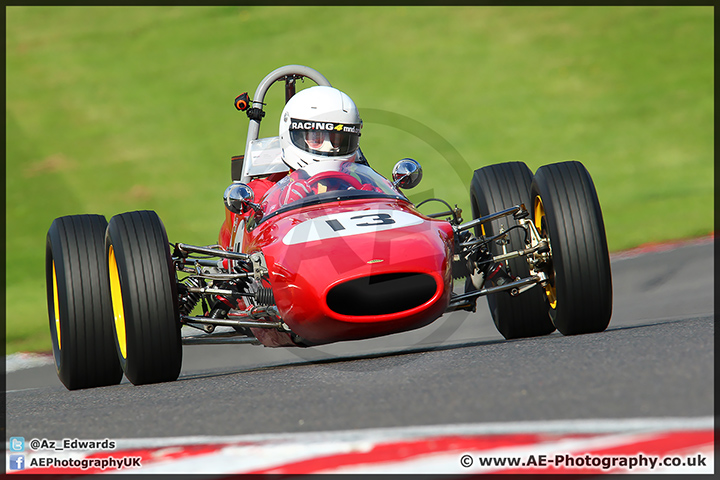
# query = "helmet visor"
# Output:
<box><xmin>289</xmin><ymin>118</ymin><xmax>360</xmax><ymax>157</ymax></box>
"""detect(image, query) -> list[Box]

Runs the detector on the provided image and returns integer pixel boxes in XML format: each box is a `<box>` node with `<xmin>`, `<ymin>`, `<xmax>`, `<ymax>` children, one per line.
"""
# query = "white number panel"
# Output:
<box><xmin>282</xmin><ymin>209</ymin><xmax>424</xmax><ymax>245</ymax></box>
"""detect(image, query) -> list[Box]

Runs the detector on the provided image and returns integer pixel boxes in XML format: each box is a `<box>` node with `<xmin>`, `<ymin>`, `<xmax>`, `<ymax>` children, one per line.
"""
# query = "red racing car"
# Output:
<box><xmin>46</xmin><ymin>65</ymin><xmax>612</xmax><ymax>390</ymax></box>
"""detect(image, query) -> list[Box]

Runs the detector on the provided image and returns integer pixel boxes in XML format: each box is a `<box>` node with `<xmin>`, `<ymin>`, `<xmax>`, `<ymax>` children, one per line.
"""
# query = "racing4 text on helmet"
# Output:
<box><xmin>279</xmin><ymin>86</ymin><xmax>362</xmax><ymax>170</ymax></box>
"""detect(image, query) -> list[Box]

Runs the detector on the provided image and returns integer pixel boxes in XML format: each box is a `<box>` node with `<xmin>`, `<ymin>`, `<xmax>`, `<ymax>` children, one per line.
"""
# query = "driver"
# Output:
<box><xmin>276</xmin><ymin>86</ymin><xmax>364</xmax><ymax>204</ymax></box>
<box><xmin>279</xmin><ymin>85</ymin><xmax>363</xmax><ymax>169</ymax></box>
<box><xmin>243</xmin><ymin>86</ymin><xmax>371</xmax><ymax>208</ymax></box>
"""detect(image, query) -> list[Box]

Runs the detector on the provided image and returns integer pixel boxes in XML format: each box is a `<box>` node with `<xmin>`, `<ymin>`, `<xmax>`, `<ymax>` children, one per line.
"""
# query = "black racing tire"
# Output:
<box><xmin>530</xmin><ymin>161</ymin><xmax>613</xmax><ymax>335</ymax></box>
<box><xmin>46</xmin><ymin>215</ymin><xmax>123</xmax><ymax>390</ymax></box>
<box><xmin>469</xmin><ymin>162</ymin><xmax>556</xmax><ymax>339</ymax></box>
<box><xmin>105</xmin><ymin>210</ymin><xmax>182</xmax><ymax>385</ymax></box>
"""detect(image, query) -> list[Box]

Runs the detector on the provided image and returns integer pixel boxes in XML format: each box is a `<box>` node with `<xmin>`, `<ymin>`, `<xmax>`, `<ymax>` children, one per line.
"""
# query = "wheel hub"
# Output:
<box><xmin>533</xmin><ymin>196</ymin><xmax>557</xmax><ymax>309</ymax></box>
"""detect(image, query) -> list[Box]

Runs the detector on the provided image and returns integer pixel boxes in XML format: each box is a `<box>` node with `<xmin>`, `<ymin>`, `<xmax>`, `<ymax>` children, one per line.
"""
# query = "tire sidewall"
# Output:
<box><xmin>530</xmin><ymin>175</ymin><xmax>564</xmax><ymax>325</ymax></box>
<box><xmin>105</xmin><ymin>222</ymin><xmax>130</xmax><ymax>375</ymax></box>
<box><xmin>46</xmin><ymin>220</ymin><xmax>70</xmax><ymax>382</ymax></box>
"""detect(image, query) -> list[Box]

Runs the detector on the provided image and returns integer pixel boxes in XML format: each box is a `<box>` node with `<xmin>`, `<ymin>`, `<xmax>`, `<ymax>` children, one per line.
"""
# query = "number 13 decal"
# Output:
<box><xmin>326</xmin><ymin>213</ymin><xmax>395</xmax><ymax>231</ymax></box>
<box><xmin>353</xmin><ymin>213</ymin><xmax>395</xmax><ymax>226</ymax></box>
<box><xmin>283</xmin><ymin>209</ymin><xmax>423</xmax><ymax>245</ymax></box>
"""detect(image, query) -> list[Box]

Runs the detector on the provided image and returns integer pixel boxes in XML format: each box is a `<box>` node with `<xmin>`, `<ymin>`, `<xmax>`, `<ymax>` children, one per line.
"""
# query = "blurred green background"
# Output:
<box><xmin>6</xmin><ymin>6</ymin><xmax>714</xmax><ymax>353</ymax></box>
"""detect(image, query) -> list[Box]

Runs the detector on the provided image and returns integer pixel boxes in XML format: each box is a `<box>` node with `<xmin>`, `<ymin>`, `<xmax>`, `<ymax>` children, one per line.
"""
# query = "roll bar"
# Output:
<box><xmin>243</xmin><ymin>65</ymin><xmax>332</xmax><ymax>160</ymax></box>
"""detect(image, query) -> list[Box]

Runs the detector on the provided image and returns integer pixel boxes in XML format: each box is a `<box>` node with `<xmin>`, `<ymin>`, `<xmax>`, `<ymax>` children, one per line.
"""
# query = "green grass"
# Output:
<box><xmin>6</xmin><ymin>6</ymin><xmax>714</xmax><ymax>353</ymax></box>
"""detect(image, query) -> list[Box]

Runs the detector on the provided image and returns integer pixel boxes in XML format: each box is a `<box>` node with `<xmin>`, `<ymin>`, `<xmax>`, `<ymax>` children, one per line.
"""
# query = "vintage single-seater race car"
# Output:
<box><xmin>46</xmin><ymin>65</ymin><xmax>612</xmax><ymax>390</ymax></box>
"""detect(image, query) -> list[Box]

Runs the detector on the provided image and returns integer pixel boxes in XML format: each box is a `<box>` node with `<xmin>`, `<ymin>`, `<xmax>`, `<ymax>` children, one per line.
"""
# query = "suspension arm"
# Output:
<box><xmin>181</xmin><ymin>313</ymin><xmax>286</xmax><ymax>330</ymax></box>
<box><xmin>184</xmin><ymin>286</ymin><xmax>255</xmax><ymax>297</ymax></box>
<box><xmin>182</xmin><ymin>335</ymin><xmax>261</xmax><ymax>345</ymax></box>
<box><xmin>446</xmin><ymin>274</ymin><xmax>545</xmax><ymax>311</ymax></box>
<box><xmin>177</xmin><ymin>243</ymin><xmax>250</xmax><ymax>261</ymax></box>
<box><xmin>491</xmin><ymin>240</ymin><xmax>549</xmax><ymax>263</ymax></box>
<box><xmin>455</xmin><ymin>205</ymin><xmax>523</xmax><ymax>233</ymax></box>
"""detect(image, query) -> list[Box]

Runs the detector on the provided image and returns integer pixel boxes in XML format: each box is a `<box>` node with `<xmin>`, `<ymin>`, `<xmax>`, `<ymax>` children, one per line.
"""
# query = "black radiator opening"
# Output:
<box><xmin>327</xmin><ymin>272</ymin><xmax>437</xmax><ymax>316</ymax></box>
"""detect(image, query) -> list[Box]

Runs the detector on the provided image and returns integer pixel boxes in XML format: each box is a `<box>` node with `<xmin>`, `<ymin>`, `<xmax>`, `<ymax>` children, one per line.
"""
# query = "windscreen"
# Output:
<box><xmin>260</xmin><ymin>161</ymin><xmax>403</xmax><ymax>218</ymax></box>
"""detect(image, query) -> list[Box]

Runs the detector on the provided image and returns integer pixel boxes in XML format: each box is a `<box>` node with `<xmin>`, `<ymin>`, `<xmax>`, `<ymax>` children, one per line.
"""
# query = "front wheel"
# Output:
<box><xmin>46</xmin><ymin>215</ymin><xmax>123</xmax><ymax>390</ymax></box>
<box><xmin>106</xmin><ymin>210</ymin><xmax>182</xmax><ymax>385</ymax></box>
<box><xmin>469</xmin><ymin>161</ymin><xmax>556</xmax><ymax>339</ymax></box>
<box><xmin>531</xmin><ymin>161</ymin><xmax>613</xmax><ymax>335</ymax></box>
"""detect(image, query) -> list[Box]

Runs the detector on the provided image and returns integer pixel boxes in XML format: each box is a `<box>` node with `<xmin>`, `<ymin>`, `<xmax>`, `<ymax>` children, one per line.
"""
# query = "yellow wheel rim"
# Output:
<box><xmin>108</xmin><ymin>246</ymin><xmax>127</xmax><ymax>359</ymax></box>
<box><xmin>534</xmin><ymin>196</ymin><xmax>558</xmax><ymax>309</ymax></box>
<box><xmin>52</xmin><ymin>261</ymin><xmax>61</xmax><ymax>350</ymax></box>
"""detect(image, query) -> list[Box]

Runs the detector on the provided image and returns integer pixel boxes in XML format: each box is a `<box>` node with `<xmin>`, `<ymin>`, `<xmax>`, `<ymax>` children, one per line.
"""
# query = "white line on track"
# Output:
<box><xmin>5</xmin><ymin>352</ymin><xmax>54</xmax><ymax>373</ymax></box>
<box><xmin>106</xmin><ymin>415</ymin><xmax>715</xmax><ymax>450</ymax></box>
<box><xmin>609</xmin><ymin>233</ymin><xmax>714</xmax><ymax>262</ymax></box>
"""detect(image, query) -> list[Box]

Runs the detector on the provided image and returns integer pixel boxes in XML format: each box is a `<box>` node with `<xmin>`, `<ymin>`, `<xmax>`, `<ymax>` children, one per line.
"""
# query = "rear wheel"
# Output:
<box><xmin>531</xmin><ymin>161</ymin><xmax>612</xmax><ymax>335</ymax></box>
<box><xmin>106</xmin><ymin>210</ymin><xmax>182</xmax><ymax>385</ymax></box>
<box><xmin>46</xmin><ymin>215</ymin><xmax>123</xmax><ymax>390</ymax></box>
<box><xmin>469</xmin><ymin>162</ymin><xmax>556</xmax><ymax>339</ymax></box>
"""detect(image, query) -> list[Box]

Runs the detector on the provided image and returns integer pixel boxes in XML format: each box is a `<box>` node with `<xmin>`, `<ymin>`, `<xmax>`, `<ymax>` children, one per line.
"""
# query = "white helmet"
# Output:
<box><xmin>279</xmin><ymin>85</ymin><xmax>362</xmax><ymax>169</ymax></box>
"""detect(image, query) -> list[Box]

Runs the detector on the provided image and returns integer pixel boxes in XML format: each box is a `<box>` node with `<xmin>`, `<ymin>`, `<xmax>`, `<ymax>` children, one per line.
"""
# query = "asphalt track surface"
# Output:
<box><xmin>6</xmin><ymin>238</ymin><xmax>714</xmax><ymax>440</ymax></box>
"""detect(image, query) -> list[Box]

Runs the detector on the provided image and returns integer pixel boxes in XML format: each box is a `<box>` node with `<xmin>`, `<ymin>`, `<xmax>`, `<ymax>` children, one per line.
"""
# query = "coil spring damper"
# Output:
<box><xmin>486</xmin><ymin>263</ymin><xmax>517</xmax><ymax>295</ymax></box>
<box><xmin>178</xmin><ymin>277</ymin><xmax>203</xmax><ymax>315</ymax></box>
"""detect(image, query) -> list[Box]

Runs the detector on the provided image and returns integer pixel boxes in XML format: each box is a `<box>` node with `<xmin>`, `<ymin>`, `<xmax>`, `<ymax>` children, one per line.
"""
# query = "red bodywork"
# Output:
<box><xmin>218</xmin><ymin>166</ymin><xmax>455</xmax><ymax>347</ymax></box>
